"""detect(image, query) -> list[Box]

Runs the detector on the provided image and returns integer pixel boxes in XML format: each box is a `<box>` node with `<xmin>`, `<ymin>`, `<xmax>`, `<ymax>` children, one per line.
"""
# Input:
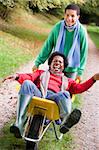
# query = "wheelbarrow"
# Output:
<box><xmin>22</xmin><ymin>96</ymin><xmax>63</xmax><ymax>150</ymax></box>
<box><xmin>15</xmin><ymin>79</ymin><xmax>79</xmax><ymax>150</ymax></box>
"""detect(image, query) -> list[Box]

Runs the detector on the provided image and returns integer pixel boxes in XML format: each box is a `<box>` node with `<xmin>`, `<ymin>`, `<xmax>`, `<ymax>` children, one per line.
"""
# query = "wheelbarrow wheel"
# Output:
<box><xmin>26</xmin><ymin>115</ymin><xmax>43</xmax><ymax>150</ymax></box>
<box><xmin>26</xmin><ymin>141</ymin><xmax>38</xmax><ymax>150</ymax></box>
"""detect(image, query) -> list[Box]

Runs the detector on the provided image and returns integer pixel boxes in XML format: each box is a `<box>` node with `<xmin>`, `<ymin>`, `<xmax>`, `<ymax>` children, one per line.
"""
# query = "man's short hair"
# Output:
<box><xmin>48</xmin><ymin>52</ymin><xmax>68</xmax><ymax>71</ymax></box>
<box><xmin>65</xmin><ymin>4</ymin><xmax>80</xmax><ymax>16</ymax></box>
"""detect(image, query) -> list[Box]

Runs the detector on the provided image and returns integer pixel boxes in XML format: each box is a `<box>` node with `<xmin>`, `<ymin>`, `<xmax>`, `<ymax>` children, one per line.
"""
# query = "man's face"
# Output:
<box><xmin>64</xmin><ymin>9</ymin><xmax>80</xmax><ymax>26</ymax></box>
<box><xmin>50</xmin><ymin>55</ymin><xmax>64</xmax><ymax>74</ymax></box>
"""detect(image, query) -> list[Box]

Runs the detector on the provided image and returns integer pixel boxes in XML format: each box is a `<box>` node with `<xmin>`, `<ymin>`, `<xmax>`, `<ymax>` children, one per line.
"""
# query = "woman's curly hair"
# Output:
<box><xmin>48</xmin><ymin>52</ymin><xmax>68</xmax><ymax>72</ymax></box>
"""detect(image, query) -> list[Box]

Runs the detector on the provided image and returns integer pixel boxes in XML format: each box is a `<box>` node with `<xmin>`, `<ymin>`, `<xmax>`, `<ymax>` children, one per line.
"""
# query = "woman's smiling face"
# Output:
<box><xmin>50</xmin><ymin>55</ymin><xmax>64</xmax><ymax>74</ymax></box>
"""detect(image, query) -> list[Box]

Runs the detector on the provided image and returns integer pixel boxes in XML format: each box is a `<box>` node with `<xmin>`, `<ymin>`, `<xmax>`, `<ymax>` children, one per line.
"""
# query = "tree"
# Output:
<box><xmin>80</xmin><ymin>0</ymin><xmax>99</xmax><ymax>25</ymax></box>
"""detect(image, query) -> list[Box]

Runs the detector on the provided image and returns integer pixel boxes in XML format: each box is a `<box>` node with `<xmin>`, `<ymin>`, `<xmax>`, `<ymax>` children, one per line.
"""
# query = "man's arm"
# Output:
<box><xmin>77</xmin><ymin>25</ymin><xmax>88</xmax><ymax>77</ymax></box>
<box><xmin>32</xmin><ymin>22</ymin><xmax>61</xmax><ymax>72</ymax></box>
<box><xmin>32</xmin><ymin>29</ymin><xmax>55</xmax><ymax>71</ymax></box>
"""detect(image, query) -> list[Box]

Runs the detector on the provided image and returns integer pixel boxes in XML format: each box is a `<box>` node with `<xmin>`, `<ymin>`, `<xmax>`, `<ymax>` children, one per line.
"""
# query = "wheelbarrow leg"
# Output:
<box><xmin>52</xmin><ymin>122</ymin><xmax>63</xmax><ymax>140</ymax></box>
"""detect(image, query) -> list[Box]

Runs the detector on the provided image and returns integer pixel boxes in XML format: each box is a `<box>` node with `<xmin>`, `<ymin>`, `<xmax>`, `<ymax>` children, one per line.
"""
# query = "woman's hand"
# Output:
<box><xmin>93</xmin><ymin>73</ymin><xmax>99</xmax><ymax>81</ymax></box>
<box><xmin>32</xmin><ymin>65</ymin><xmax>38</xmax><ymax>72</ymax></box>
<box><xmin>2</xmin><ymin>74</ymin><xmax>18</xmax><ymax>82</ymax></box>
<box><xmin>75</xmin><ymin>76</ymin><xmax>82</xmax><ymax>83</ymax></box>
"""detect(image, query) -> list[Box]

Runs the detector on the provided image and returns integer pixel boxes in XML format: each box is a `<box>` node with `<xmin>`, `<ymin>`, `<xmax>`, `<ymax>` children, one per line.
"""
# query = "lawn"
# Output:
<box><xmin>87</xmin><ymin>25</ymin><xmax>99</xmax><ymax>49</ymax></box>
<box><xmin>0</xmin><ymin>119</ymin><xmax>74</xmax><ymax>150</ymax></box>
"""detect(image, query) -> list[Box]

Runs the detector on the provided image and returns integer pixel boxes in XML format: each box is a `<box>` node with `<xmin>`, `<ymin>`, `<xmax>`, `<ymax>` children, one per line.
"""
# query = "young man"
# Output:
<box><xmin>4</xmin><ymin>52</ymin><xmax>99</xmax><ymax>138</ymax></box>
<box><xmin>32</xmin><ymin>4</ymin><xmax>88</xmax><ymax>81</ymax></box>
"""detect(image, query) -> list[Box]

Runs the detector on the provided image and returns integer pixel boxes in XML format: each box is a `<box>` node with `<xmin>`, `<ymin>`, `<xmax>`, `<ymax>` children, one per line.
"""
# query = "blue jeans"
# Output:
<box><xmin>19</xmin><ymin>80</ymin><xmax>72</xmax><ymax>118</ymax></box>
<box><xmin>46</xmin><ymin>90</ymin><xmax>71</xmax><ymax>118</ymax></box>
<box><xmin>19</xmin><ymin>80</ymin><xmax>42</xmax><ymax>97</ymax></box>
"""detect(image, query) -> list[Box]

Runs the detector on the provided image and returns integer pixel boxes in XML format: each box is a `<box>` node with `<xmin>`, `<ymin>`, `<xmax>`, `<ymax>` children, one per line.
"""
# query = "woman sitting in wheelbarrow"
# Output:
<box><xmin>4</xmin><ymin>51</ymin><xmax>99</xmax><ymax>138</ymax></box>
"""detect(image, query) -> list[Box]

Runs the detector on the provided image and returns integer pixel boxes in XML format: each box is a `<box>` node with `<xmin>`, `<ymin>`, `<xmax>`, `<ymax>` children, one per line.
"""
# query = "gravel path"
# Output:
<box><xmin>0</xmin><ymin>36</ymin><xmax>99</xmax><ymax>149</ymax></box>
<box><xmin>72</xmin><ymin>35</ymin><xmax>99</xmax><ymax>150</ymax></box>
<box><xmin>0</xmin><ymin>62</ymin><xmax>47</xmax><ymax>130</ymax></box>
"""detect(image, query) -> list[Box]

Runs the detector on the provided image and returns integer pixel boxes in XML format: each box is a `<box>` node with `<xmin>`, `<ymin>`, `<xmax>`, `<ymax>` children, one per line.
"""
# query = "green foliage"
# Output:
<box><xmin>0</xmin><ymin>0</ymin><xmax>18</xmax><ymax>19</ymax></box>
<box><xmin>80</xmin><ymin>0</ymin><xmax>99</xmax><ymax>24</ymax></box>
<box><xmin>27</xmin><ymin>0</ymin><xmax>84</xmax><ymax>12</ymax></box>
<box><xmin>0</xmin><ymin>0</ymin><xmax>99</xmax><ymax>25</ymax></box>
<box><xmin>0</xmin><ymin>0</ymin><xmax>17</xmax><ymax>8</ymax></box>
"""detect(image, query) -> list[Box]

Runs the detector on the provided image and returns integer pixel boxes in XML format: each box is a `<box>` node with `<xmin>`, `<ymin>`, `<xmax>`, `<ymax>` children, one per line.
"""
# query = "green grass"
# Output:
<box><xmin>0</xmin><ymin>120</ymin><xmax>26</xmax><ymax>150</ymax></box>
<box><xmin>0</xmin><ymin>37</ymin><xmax>33</xmax><ymax>78</ymax></box>
<box><xmin>0</xmin><ymin>9</ymin><xmax>57</xmax><ymax>80</ymax></box>
<box><xmin>72</xmin><ymin>95</ymin><xmax>82</xmax><ymax>109</ymax></box>
<box><xmin>0</xmin><ymin>119</ymin><xmax>74</xmax><ymax>150</ymax></box>
<box><xmin>39</xmin><ymin>126</ymin><xmax>74</xmax><ymax>150</ymax></box>
<box><xmin>1</xmin><ymin>24</ymin><xmax>48</xmax><ymax>42</ymax></box>
<box><xmin>87</xmin><ymin>25</ymin><xmax>99</xmax><ymax>48</ymax></box>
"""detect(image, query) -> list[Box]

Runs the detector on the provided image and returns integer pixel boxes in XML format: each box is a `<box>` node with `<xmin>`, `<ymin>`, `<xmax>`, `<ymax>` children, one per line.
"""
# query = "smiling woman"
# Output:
<box><xmin>48</xmin><ymin>51</ymin><xmax>68</xmax><ymax>74</ymax></box>
<box><xmin>3</xmin><ymin>51</ymin><xmax>99</xmax><ymax>140</ymax></box>
<box><xmin>50</xmin><ymin>55</ymin><xmax>65</xmax><ymax>74</ymax></box>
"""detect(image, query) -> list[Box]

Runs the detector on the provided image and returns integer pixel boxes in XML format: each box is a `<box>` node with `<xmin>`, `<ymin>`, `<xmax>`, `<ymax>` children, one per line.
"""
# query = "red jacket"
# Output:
<box><xmin>17</xmin><ymin>70</ymin><xmax>95</xmax><ymax>95</ymax></box>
